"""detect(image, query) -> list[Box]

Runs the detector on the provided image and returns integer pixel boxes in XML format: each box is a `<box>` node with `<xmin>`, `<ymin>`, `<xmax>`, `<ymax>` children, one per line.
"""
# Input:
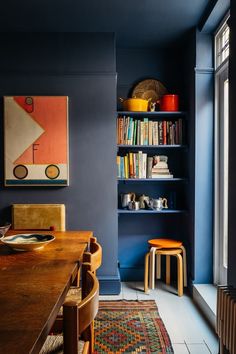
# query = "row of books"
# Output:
<box><xmin>117</xmin><ymin>152</ymin><xmax>173</xmax><ymax>179</ymax></box>
<box><xmin>116</xmin><ymin>116</ymin><xmax>184</xmax><ymax>146</ymax></box>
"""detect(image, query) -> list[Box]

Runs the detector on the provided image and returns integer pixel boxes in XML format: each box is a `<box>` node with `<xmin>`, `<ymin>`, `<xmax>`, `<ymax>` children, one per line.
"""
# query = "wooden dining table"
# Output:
<box><xmin>0</xmin><ymin>230</ymin><xmax>93</xmax><ymax>354</ymax></box>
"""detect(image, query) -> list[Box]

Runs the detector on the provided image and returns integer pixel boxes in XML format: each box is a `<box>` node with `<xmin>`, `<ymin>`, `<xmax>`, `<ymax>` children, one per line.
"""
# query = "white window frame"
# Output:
<box><xmin>214</xmin><ymin>15</ymin><xmax>229</xmax><ymax>285</ymax></box>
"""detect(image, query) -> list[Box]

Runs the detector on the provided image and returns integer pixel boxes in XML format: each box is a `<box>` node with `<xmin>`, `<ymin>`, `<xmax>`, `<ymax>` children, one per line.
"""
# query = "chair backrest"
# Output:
<box><xmin>83</xmin><ymin>236</ymin><xmax>102</xmax><ymax>274</ymax></box>
<box><xmin>69</xmin><ymin>236</ymin><xmax>102</xmax><ymax>291</ymax></box>
<box><xmin>12</xmin><ymin>204</ymin><xmax>66</xmax><ymax>231</ymax></box>
<box><xmin>63</xmin><ymin>263</ymin><xmax>99</xmax><ymax>354</ymax></box>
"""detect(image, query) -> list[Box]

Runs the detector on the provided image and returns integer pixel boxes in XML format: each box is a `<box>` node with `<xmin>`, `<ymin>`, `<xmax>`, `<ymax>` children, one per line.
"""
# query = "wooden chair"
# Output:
<box><xmin>84</xmin><ymin>236</ymin><xmax>103</xmax><ymax>276</ymax></box>
<box><xmin>50</xmin><ymin>236</ymin><xmax>102</xmax><ymax>329</ymax></box>
<box><xmin>40</xmin><ymin>263</ymin><xmax>99</xmax><ymax>354</ymax></box>
<box><xmin>66</xmin><ymin>236</ymin><xmax>102</xmax><ymax>301</ymax></box>
<box><xmin>11</xmin><ymin>203</ymin><xmax>66</xmax><ymax>231</ymax></box>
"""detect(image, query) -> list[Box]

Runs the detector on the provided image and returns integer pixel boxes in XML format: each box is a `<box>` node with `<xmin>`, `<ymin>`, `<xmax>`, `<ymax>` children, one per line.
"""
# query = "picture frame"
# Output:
<box><xmin>4</xmin><ymin>96</ymin><xmax>69</xmax><ymax>186</ymax></box>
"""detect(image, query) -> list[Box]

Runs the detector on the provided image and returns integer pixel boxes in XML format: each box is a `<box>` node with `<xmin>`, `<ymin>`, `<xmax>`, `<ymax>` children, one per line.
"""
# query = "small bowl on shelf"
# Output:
<box><xmin>0</xmin><ymin>223</ymin><xmax>11</xmax><ymax>240</ymax></box>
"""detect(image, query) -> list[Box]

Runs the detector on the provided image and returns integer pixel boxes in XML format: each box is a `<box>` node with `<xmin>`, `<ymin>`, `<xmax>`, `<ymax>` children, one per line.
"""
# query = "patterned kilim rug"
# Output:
<box><xmin>94</xmin><ymin>300</ymin><xmax>174</xmax><ymax>353</ymax></box>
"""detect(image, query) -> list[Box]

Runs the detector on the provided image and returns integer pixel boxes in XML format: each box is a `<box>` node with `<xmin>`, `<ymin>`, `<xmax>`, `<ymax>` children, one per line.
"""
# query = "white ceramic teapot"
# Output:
<box><xmin>149</xmin><ymin>197</ymin><xmax>168</xmax><ymax>210</ymax></box>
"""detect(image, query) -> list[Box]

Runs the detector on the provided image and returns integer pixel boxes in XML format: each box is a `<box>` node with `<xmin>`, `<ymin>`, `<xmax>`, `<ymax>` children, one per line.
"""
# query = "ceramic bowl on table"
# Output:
<box><xmin>0</xmin><ymin>223</ymin><xmax>11</xmax><ymax>240</ymax></box>
<box><xmin>1</xmin><ymin>233</ymin><xmax>55</xmax><ymax>251</ymax></box>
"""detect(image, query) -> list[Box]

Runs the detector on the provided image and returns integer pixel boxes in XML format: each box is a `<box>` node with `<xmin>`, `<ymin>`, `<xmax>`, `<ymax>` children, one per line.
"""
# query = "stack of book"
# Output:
<box><xmin>117</xmin><ymin>153</ymin><xmax>174</xmax><ymax>179</ymax></box>
<box><xmin>151</xmin><ymin>155</ymin><xmax>173</xmax><ymax>178</ymax></box>
<box><xmin>117</xmin><ymin>151</ymin><xmax>147</xmax><ymax>179</ymax></box>
<box><xmin>117</xmin><ymin>116</ymin><xmax>184</xmax><ymax>146</ymax></box>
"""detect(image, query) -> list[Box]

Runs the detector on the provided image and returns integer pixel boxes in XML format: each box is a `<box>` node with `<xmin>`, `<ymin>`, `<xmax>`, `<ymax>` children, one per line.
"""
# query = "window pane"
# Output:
<box><xmin>215</xmin><ymin>22</ymin><xmax>229</xmax><ymax>68</ymax></box>
<box><xmin>223</xmin><ymin>79</ymin><xmax>229</xmax><ymax>269</ymax></box>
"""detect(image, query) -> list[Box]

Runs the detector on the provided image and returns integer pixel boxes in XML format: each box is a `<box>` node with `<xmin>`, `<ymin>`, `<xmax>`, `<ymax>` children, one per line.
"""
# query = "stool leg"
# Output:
<box><xmin>166</xmin><ymin>255</ymin><xmax>171</xmax><ymax>285</ymax></box>
<box><xmin>176</xmin><ymin>254</ymin><xmax>183</xmax><ymax>296</ymax></box>
<box><xmin>150</xmin><ymin>247</ymin><xmax>156</xmax><ymax>289</ymax></box>
<box><xmin>156</xmin><ymin>254</ymin><xmax>161</xmax><ymax>279</ymax></box>
<box><xmin>144</xmin><ymin>252</ymin><xmax>150</xmax><ymax>293</ymax></box>
<box><xmin>180</xmin><ymin>246</ymin><xmax>187</xmax><ymax>287</ymax></box>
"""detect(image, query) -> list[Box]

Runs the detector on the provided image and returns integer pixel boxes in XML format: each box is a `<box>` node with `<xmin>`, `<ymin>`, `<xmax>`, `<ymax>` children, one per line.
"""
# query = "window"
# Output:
<box><xmin>214</xmin><ymin>17</ymin><xmax>229</xmax><ymax>285</ymax></box>
<box><xmin>215</xmin><ymin>20</ymin><xmax>229</xmax><ymax>69</ymax></box>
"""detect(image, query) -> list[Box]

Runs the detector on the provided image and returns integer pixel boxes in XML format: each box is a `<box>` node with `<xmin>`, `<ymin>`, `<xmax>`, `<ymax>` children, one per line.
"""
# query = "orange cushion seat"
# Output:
<box><xmin>148</xmin><ymin>238</ymin><xmax>183</xmax><ymax>249</ymax></box>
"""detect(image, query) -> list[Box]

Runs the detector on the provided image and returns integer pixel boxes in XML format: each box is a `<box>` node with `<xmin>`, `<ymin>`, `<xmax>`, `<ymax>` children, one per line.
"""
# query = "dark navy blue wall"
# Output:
<box><xmin>0</xmin><ymin>33</ymin><xmax>120</xmax><ymax>294</ymax></box>
<box><xmin>117</xmin><ymin>47</ymin><xmax>186</xmax><ymax>109</ymax></box>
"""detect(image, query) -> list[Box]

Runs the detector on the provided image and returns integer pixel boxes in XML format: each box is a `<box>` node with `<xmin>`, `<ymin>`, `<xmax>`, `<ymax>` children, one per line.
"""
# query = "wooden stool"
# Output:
<box><xmin>145</xmin><ymin>248</ymin><xmax>184</xmax><ymax>296</ymax></box>
<box><xmin>144</xmin><ymin>238</ymin><xmax>187</xmax><ymax>296</ymax></box>
<box><xmin>148</xmin><ymin>238</ymin><xmax>187</xmax><ymax>289</ymax></box>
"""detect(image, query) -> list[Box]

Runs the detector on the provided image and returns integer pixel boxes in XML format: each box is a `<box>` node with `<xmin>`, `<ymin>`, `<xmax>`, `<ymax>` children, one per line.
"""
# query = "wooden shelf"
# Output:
<box><xmin>118</xmin><ymin>209</ymin><xmax>187</xmax><ymax>214</ymax></box>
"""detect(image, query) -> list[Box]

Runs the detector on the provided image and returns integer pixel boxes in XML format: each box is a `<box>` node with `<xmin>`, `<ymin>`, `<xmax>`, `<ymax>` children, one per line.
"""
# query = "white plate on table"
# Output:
<box><xmin>1</xmin><ymin>233</ymin><xmax>55</xmax><ymax>251</ymax></box>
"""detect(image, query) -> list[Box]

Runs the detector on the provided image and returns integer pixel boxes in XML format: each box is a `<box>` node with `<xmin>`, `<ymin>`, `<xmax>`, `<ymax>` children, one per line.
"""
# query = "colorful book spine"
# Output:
<box><xmin>137</xmin><ymin>120</ymin><xmax>140</xmax><ymax>145</ymax></box>
<box><xmin>127</xmin><ymin>117</ymin><xmax>133</xmax><ymax>145</ymax></box>
<box><xmin>163</xmin><ymin>120</ymin><xmax>167</xmax><ymax>145</ymax></box>
<box><xmin>159</xmin><ymin>121</ymin><xmax>163</xmax><ymax>145</ymax></box>
<box><xmin>133</xmin><ymin>153</ymin><xmax>137</xmax><ymax>178</ymax></box>
<box><xmin>140</xmin><ymin>122</ymin><xmax>144</xmax><ymax>145</ymax></box>
<box><xmin>153</xmin><ymin>121</ymin><xmax>158</xmax><ymax>145</ymax></box>
<box><xmin>120</xmin><ymin>157</ymin><xmax>124</xmax><ymax>178</ymax></box>
<box><xmin>138</xmin><ymin>151</ymin><xmax>142</xmax><ymax>178</ymax></box>
<box><xmin>124</xmin><ymin>155</ymin><xmax>129</xmax><ymax>178</ymax></box>
<box><xmin>117</xmin><ymin>156</ymin><xmax>121</xmax><ymax>177</ymax></box>
<box><xmin>129</xmin><ymin>152</ymin><xmax>134</xmax><ymax>178</ymax></box>
<box><xmin>148</xmin><ymin>120</ymin><xmax>153</xmax><ymax>145</ymax></box>
<box><xmin>143</xmin><ymin>118</ymin><xmax>149</xmax><ymax>145</ymax></box>
<box><xmin>142</xmin><ymin>153</ymin><xmax>147</xmax><ymax>178</ymax></box>
<box><xmin>133</xmin><ymin>120</ymin><xmax>137</xmax><ymax>145</ymax></box>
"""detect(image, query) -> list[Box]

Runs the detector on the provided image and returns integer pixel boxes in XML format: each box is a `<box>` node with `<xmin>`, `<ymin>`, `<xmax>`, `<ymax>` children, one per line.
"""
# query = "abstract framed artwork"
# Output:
<box><xmin>4</xmin><ymin>96</ymin><xmax>69</xmax><ymax>186</ymax></box>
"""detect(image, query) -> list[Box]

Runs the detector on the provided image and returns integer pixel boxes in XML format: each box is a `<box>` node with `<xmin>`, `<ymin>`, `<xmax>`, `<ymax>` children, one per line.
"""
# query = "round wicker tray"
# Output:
<box><xmin>132</xmin><ymin>79</ymin><xmax>167</xmax><ymax>103</ymax></box>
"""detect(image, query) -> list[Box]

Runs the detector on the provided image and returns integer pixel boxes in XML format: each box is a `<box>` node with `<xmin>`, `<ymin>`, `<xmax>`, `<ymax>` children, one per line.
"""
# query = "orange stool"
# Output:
<box><xmin>144</xmin><ymin>238</ymin><xmax>187</xmax><ymax>296</ymax></box>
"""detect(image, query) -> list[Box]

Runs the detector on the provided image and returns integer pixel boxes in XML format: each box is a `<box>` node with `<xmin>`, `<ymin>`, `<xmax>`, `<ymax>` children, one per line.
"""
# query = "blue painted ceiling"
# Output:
<box><xmin>0</xmin><ymin>0</ymin><xmax>211</xmax><ymax>47</ymax></box>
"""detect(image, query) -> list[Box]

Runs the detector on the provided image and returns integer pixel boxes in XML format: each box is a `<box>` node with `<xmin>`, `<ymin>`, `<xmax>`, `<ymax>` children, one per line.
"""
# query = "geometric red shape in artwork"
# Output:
<box><xmin>13</xmin><ymin>96</ymin><xmax>68</xmax><ymax>165</ymax></box>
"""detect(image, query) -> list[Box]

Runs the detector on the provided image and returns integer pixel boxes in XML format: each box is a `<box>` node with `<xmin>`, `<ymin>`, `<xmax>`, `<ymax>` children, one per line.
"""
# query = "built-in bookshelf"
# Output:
<box><xmin>117</xmin><ymin>111</ymin><xmax>188</xmax><ymax>212</ymax></box>
<box><xmin>117</xmin><ymin>111</ymin><xmax>189</xmax><ymax>281</ymax></box>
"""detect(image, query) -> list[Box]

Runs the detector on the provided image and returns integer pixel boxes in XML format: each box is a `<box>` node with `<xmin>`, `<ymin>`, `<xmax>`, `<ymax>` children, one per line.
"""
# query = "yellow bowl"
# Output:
<box><xmin>122</xmin><ymin>98</ymin><xmax>149</xmax><ymax>112</ymax></box>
